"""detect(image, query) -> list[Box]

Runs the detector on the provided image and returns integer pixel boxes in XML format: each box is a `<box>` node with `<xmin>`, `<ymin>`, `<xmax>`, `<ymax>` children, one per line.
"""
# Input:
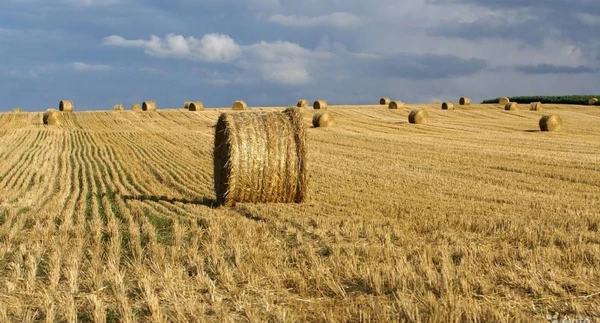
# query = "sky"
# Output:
<box><xmin>1</xmin><ymin>0</ymin><xmax>599</xmax><ymax>111</ymax></box>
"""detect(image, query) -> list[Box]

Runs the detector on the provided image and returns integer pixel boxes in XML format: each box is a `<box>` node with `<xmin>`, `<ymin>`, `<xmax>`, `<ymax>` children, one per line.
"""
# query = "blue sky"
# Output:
<box><xmin>1</xmin><ymin>0</ymin><xmax>599</xmax><ymax>111</ymax></box>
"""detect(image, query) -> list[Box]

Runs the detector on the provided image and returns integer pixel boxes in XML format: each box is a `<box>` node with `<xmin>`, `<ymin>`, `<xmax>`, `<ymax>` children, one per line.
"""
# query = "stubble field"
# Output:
<box><xmin>0</xmin><ymin>103</ymin><xmax>598</xmax><ymax>322</ymax></box>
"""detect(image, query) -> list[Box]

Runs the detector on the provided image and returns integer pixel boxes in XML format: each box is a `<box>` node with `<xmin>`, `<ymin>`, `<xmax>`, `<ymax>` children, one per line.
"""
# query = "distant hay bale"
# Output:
<box><xmin>113</xmin><ymin>104</ymin><xmax>124</xmax><ymax>111</ymax></box>
<box><xmin>505</xmin><ymin>102</ymin><xmax>518</xmax><ymax>111</ymax></box>
<box><xmin>43</xmin><ymin>109</ymin><xmax>64</xmax><ymax>126</ymax></box>
<box><xmin>379</xmin><ymin>97</ymin><xmax>391</xmax><ymax>105</ymax></box>
<box><xmin>313</xmin><ymin>100</ymin><xmax>327</xmax><ymax>109</ymax></box>
<box><xmin>189</xmin><ymin>101</ymin><xmax>204</xmax><ymax>111</ymax></box>
<box><xmin>131</xmin><ymin>103</ymin><xmax>142</xmax><ymax>111</ymax></box>
<box><xmin>408</xmin><ymin>109</ymin><xmax>429</xmax><ymax>124</ymax></box>
<box><xmin>13</xmin><ymin>107</ymin><xmax>22</xmax><ymax>113</ymax></box>
<box><xmin>589</xmin><ymin>98</ymin><xmax>598</xmax><ymax>105</ymax></box>
<box><xmin>297</xmin><ymin>99</ymin><xmax>308</xmax><ymax>108</ymax></box>
<box><xmin>441</xmin><ymin>101</ymin><xmax>455</xmax><ymax>110</ymax></box>
<box><xmin>184</xmin><ymin>101</ymin><xmax>191</xmax><ymax>110</ymax></box>
<box><xmin>213</xmin><ymin>108</ymin><xmax>307</xmax><ymax>206</ymax></box>
<box><xmin>142</xmin><ymin>100</ymin><xmax>157</xmax><ymax>111</ymax></box>
<box><xmin>459</xmin><ymin>97</ymin><xmax>471</xmax><ymax>105</ymax></box>
<box><xmin>59</xmin><ymin>100</ymin><xmax>74</xmax><ymax>112</ymax></box>
<box><xmin>232</xmin><ymin>100</ymin><xmax>248</xmax><ymax>110</ymax></box>
<box><xmin>530</xmin><ymin>102</ymin><xmax>542</xmax><ymax>111</ymax></box>
<box><xmin>388</xmin><ymin>101</ymin><xmax>404</xmax><ymax>109</ymax></box>
<box><xmin>312</xmin><ymin>111</ymin><xmax>334</xmax><ymax>128</ymax></box>
<box><xmin>539</xmin><ymin>115</ymin><xmax>563</xmax><ymax>132</ymax></box>
<box><xmin>499</xmin><ymin>97</ymin><xmax>510</xmax><ymax>105</ymax></box>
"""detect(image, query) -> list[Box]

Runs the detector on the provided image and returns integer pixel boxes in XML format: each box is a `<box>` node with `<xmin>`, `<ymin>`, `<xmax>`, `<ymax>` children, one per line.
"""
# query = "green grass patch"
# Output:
<box><xmin>144</xmin><ymin>210</ymin><xmax>173</xmax><ymax>245</ymax></box>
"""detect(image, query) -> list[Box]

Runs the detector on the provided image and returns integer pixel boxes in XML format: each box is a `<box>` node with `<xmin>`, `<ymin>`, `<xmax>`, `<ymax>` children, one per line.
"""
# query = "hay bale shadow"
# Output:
<box><xmin>122</xmin><ymin>194</ymin><xmax>218</xmax><ymax>208</ymax></box>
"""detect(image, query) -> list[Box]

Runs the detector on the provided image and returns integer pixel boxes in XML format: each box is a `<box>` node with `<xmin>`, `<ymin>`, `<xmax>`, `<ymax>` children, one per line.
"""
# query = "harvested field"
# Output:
<box><xmin>0</xmin><ymin>103</ymin><xmax>598</xmax><ymax>322</ymax></box>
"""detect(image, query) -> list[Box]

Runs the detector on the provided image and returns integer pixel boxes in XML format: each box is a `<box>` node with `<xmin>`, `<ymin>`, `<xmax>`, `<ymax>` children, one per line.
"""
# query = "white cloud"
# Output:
<box><xmin>267</xmin><ymin>12</ymin><xmax>362</xmax><ymax>28</ymax></box>
<box><xmin>72</xmin><ymin>62</ymin><xmax>112</xmax><ymax>71</ymax></box>
<box><xmin>102</xmin><ymin>33</ymin><xmax>241</xmax><ymax>63</ymax></box>
<box><xmin>576</xmin><ymin>13</ymin><xmax>600</xmax><ymax>26</ymax></box>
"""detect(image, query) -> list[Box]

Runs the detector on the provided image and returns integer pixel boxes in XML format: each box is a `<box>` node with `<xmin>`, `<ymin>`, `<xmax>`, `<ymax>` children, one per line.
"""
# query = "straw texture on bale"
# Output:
<box><xmin>388</xmin><ymin>101</ymin><xmax>404</xmax><ymax>109</ymax></box>
<box><xmin>441</xmin><ymin>102</ymin><xmax>455</xmax><ymax>110</ymax></box>
<box><xmin>59</xmin><ymin>100</ymin><xmax>74</xmax><ymax>112</ymax></box>
<box><xmin>312</xmin><ymin>111</ymin><xmax>334</xmax><ymax>128</ymax></box>
<box><xmin>408</xmin><ymin>109</ymin><xmax>429</xmax><ymax>124</ymax></box>
<box><xmin>189</xmin><ymin>101</ymin><xmax>204</xmax><ymax>111</ymax></box>
<box><xmin>113</xmin><ymin>104</ymin><xmax>124</xmax><ymax>111</ymax></box>
<box><xmin>313</xmin><ymin>100</ymin><xmax>327</xmax><ymax>109</ymax></box>
<box><xmin>183</xmin><ymin>101</ymin><xmax>191</xmax><ymax>110</ymax></box>
<box><xmin>459</xmin><ymin>97</ymin><xmax>471</xmax><ymax>105</ymax></box>
<box><xmin>499</xmin><ymin>97</ymin><xmax>510</xmax><ymax>105</ymax></box>
<box><xmin>505</xmin><ymin>102</ymin><xmax>518</xmax><ymax>111</ymax></box>
<box><xmin>13</xmin><ymin>107</ymin><xmax>22</xmax><ymax>113</ymax></box>
<box><xmin>297</xmin><ymin>99</ymin><xmax>308</xmax><ymax>108</ymax></box>
<box><xmin>589</xmin><ymin>98</ymin><xmax>598</xmax><ymax>105</ymax></box>
<box><xmin>142</xmin><ymin>100</ymin><xmax>157</xmax><ymax>111</ymax></box>
<box><xmin>232</xmin><ymin>100</ymin><xmax>248</xmax><ymax>110</ymax></box>
<box><xmin>530</xmin><ymin>102</ymin><xmax>543</xmax><ymax>111</ymax></box>
<box><xmin>213</xmin><ymin>108</ymin><xmax>308</xmax><ymax>206</ymax></box>
<box><xmin>43</xmin><ymin>109</ymin><xmax>64</xmax><ymax>126</ymax></box>
<box><xmin>539</xmin><ymin>115</ymin><xmax>563</xmax><ymax>132</ymax></box>
<box><xmin>380</xmin><ymin>97</ymin><xmax>391</xmax><ymax>105</ymax></box>
<box><xmin>131</xmin><ymin>103</ymin><xmax>142</xmax><ymax>111</ymax></box>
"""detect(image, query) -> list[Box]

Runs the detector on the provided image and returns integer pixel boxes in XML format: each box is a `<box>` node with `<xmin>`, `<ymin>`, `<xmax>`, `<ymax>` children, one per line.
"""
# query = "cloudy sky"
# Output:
<box><xmin>1</xmin><ymin>0</ymin><xmax>599</xmax><ymax>111</ymax></box>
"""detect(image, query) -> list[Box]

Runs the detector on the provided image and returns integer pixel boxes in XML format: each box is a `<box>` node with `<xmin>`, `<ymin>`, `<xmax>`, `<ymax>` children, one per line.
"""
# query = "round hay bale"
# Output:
<box><xmin>142</xmin><ymin>100</ymin><xmax>157</xmax><ymax>111</ymax></box>
<box><xmin>313</xmin><ymin>100</ymin><xmax>327</xmax><ymax>109</ymax></box>
<box><xmin>232</xmin><ymin>100</ymin><xmax>248</xmax><ymax>110</ymax></box>
<box><xmin>184</xmin><ymin>101</ymin><xmax>191</xmax><ymax>110</ymax></box>
<box><xmin>505</xmin><ymin>102</ymin><xmax>518</xmax><ymax>111</ymax></box>
<box><xmin>131</xmin><ymin>103</ymin><xmax>142</xmax><ymax>111</ymax></box>
<box><xmin>539</xmin><ymin>115</ymin><xmax>563</xmax><ymax>132</ymax></box>
<box><xmin>459</xmin><ymin>97</ymin><xmax>471</xmax><ymax>105</ymax></box>
<box><xmin>113</xmin><ymin>104</ymin><xmax>124</xmax><ymax>111</ymax></box>
<box><xmin>530</xmin><ymin>102</ymin><xmax>542</xmax><ymax>111</ymax></box>
<box><xmin>388</xmin><ymin>101</ymin><xmax>404</xmax><ymax>109</ymax></box>
<box><xmin>59</xmin><ymin>100</ymin><xmax>74</xmax><ymax>112</ymax></box>
<box><xmin>189</xmin><ymin>101</ymin><xmax>204</xmax><ymax>111</ymax></box>
<box><xmin>408</xmin><ymin>109</ymin><xmax>429</xmax><ymax>124</ymax></box>
<box><xmin>13</xmin><ymin>107</ymin><xmax>22</xmax><ymax>113</ymax></box>
<box><xmin>312</xmin><ymin>111</ymin><xmax>334</xmax><ymax>128</ymax></box>
<box><xmin>213</xmin><ymin>108</ymin><xmax>308</xmax><ymax>206</ymax></box>
<box><xmin>379</xmin><ymin>97</ymin><xmax>391</xmax><ymax>105</ymax></box>
<box><xmin>499</xmin><ymin>97</ymin><xmax>510</xmax><ymax>105</ymax></box>
<box><xmin>441</xmin><ymin>101</ymin><xmax>455</xmax><ymax>110</ymax></box>
<box><xmin>589</xmin><ymin>98</ymin><xmax>598</xmax><ymax>105</ymax></box>
<box><xmin>297</xmin><ymin>99</ymin><xmax>308</xmax><ymax>108</ymax></box>
<box><xmin>43</xmin><ymin>109</ymin><xmax>64</xmax><ymax>126</ymax></box>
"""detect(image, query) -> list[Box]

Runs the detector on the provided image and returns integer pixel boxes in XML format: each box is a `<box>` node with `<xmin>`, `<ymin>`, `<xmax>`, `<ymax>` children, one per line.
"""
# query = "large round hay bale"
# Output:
<box><xmin>505</xmin><ymin>102</ymin><xmax>518</xmax><ymax>111</ymax></box>
<box><xmin>312</xmin><ymin>111</ymin><xmax>334</xmax><ymax>128</ymax></box>
<box><xmin>113</xmin><ymin>104</ymin><xmax>124</xmax><ymax>111</ymax></box>
<box><xmin>589</xmin><ymin>98</ymin><xmax>598</xmax><ymax>105</ymax></box>
<box><xmin>313</xmin><ymin>100</ymin><xmax>327</xmax><ymax>109</ymax></box>
<box><xmin>459</xmin><ymin>97</ymin><xmax>471</xmax><ymax>105</ymax></box>
<box><xmin>189</xmin><ymin>101</ymin><xmax>204</xmax><ymax>111</ymax></box>
<box><xmin>43</xmin><ymin>109</ymin><xmax>64</xmax><ymax>125</ymax></box>
<box><xmin>213</xmin><ymin>108</ymin><xmax>308</xmax><ymax>206</ymax></box>
<box><xmin>499</xmin><ymin>97</ymin><xmax>510</xmax><ymax>105</ymax></box>
<box><xmin>59</xmin><ymin>100</ymin><xmax>74</xmax><ymax>112</ymax></box>
<box><xmin>379</xmin><ymin>97</ymin><xmax>391</xmax><ymax>105</ymax></box>
<box><xmin>131</xmin><ymin>103</ymin><xmax>142</xmax><ymax>111</ymax></box>
<box><xmin>539</xmin><ymin>115</ymin><xmax>563</xmax><ymax>132</ymax></box>
<box><xmin>408</xmin><ymin>109</ymin><xmax>429</xmax><ymax>124</ymax></box>
<box><xmin>232</xmin><ymin>100</ymin><xmax>248</xmax><ymax>110</ymax></box>
<box><xmin>530</xmin><ymin>102</ymin><xmax>542</xmax><ymax>111</ymax></box>
<box><xmin>184</xmin><ymin>101</ymin><xmax>191</xmax><ymax>110</ymax></box>
<box><xmin>297</xmin><ymin>99</ymin><xmax>308</xmax><ymax>108</ymax></box>
<box><xmin>441</xmin><ymin>101</ymin><xmax>455</xmax><ymax>110</ymax></box>
<box><xmin>388</xmin><ymin>101</ymin><xmax>404</xmax><ymax>109</ymax></box>
<box><xmin>13</xmin><ymin>107</ymin><xmax>22</xmax><ymax>113</ymax></box>
<box><xmin>142</xmin><ymin>100</ymin><xmax>157</xmax><ymax>111</ymax></box>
